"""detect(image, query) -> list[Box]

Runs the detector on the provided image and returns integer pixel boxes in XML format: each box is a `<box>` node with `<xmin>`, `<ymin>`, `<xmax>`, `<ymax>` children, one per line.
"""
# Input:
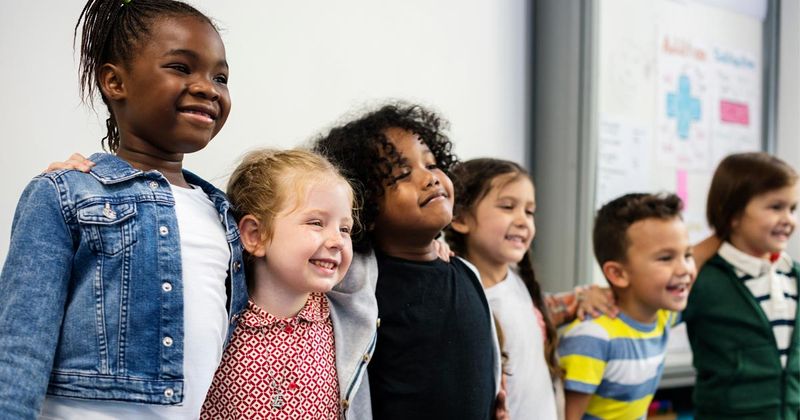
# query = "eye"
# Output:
<box><xmin>526</xmin><ymin>209</ymin><xmax>535</xmax><ymax>217</ymax></box>
<box><xmin>167</xmin><ymin>63</ymin><xmax>190</xmax><ymax>74</ymax></box>
<box><xmin>214</xmin><ymin>74</ymin><xmax>228</xmax><ymax>84</ymax></box>
<box><xmin>426</xmin><ymin>163</ymin><xmax>439</xmax><ymax>170</ymax></box>
<box><xmin>657</xmin><ymin>254</ymin><xmax>673</xmax><ymax>262</ymax></box>
<box><xmin>393</xmin><ymin>171</ymin><xmax>411</xmax><ymax>182</ymax></box>
<box><xmin>340</xmin><ymin>225</ymin><xmax>352</xmax><ymax>235</ymax></box>
<box><xmin>306</xmin><ymin>220</ymin><xmax>323</xmax><ymax>227</ymax></box>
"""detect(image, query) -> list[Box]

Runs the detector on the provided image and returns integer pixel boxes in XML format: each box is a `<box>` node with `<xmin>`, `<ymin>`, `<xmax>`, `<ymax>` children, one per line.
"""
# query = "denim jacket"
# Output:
<box><xmin>0</xmin><ymin>153</ymin><xmax>248</xmax><ymax>419</ymax></box>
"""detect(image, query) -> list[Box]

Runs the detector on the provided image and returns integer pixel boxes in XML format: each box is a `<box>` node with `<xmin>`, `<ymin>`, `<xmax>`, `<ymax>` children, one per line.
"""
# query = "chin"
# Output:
<box><xmin>663</xmin><ymin>299</ymin><xmax>689</xmax><ymax>312</ymax></box>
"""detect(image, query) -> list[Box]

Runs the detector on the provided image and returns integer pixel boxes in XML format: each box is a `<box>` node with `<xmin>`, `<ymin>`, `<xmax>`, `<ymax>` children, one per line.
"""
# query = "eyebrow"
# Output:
<box><xmin>164</xmin><ymin>49</ymin><xmax>229</xmax><ymax>70</ymax></box>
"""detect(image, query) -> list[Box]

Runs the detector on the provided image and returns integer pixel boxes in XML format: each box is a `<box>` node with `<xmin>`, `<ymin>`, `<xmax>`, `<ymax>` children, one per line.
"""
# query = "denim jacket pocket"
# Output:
<box><xmin>77</xmin><ymin>200</ymin><xmax>138</xmax><ymax>256</ymax></box>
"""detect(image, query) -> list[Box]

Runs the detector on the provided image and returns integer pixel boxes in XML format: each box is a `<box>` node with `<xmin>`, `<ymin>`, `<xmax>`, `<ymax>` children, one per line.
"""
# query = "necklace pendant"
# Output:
<box><xmin>271</xmin><ymin>391</ymin><xmax>284</xmax><ymax>409</ymax></box>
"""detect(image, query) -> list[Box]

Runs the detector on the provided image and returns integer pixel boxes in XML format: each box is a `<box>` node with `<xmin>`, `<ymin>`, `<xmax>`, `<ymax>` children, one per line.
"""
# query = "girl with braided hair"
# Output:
<box><xmin>0</xmin><ymin>0</ymin><xmax>247</xmax><ymax>418</ymax></box>
<box><xmin>446</xmin><ymin>158</ymin><xmax>616</xmax><ymax>420</ymax></box>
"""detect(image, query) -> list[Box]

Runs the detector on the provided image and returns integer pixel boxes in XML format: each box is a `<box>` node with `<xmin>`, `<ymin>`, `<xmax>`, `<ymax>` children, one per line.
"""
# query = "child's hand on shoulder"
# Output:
<box><xmin>576</xmin><ymin>284</ymin><xmax>618</xmax><ymax>320</ymax></box>
<box><xmin>43</xmin><ymin>153</ymin><xmax>94</xmax><ymax>173</ymax></box>
<box><xmin>432</xmin><ymin>238</ymin><xmax>454</xmax><ymax>262</ymax></box>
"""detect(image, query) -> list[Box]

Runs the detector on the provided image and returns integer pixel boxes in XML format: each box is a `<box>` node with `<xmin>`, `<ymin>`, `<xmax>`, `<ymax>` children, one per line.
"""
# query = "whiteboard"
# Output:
<box><xmin>589</xmin><ymin>0</ymin><xmax>771</xmax><ymax>389</ymax></box>
<box><xmin>593</xmin><ymin>0</ymin><xmax>767</xmax><ymax>243</ymax></box>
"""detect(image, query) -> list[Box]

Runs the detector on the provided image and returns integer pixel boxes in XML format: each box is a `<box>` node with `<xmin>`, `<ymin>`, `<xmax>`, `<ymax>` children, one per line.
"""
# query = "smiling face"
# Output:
<box><xmin>455</xmin><ymin>174</ymin><xmax>535</xmax><ymax>275</ymax></box>
<box><xmin>110</xmin><ymin>16</ymin><xmax>230</xmax><ymax>157</ymax></box>
<box><xmin>262</xmin><ymin>180</ymin><xmax>354</xmax><ymax>296</ymax></box>
<box><xmin>373</xmin><ymin>128</ymin><xmax>455</xmax><ymax>249</ymax></box>
<box><xmin>616</xmin><ymin>217</ymin><xmax>696</xmax><ymax>320</ymax></box>
<box><xmin>729</xmin><ymin>184</ymin><xmax>798</xmax><ymax>259</ymax></box>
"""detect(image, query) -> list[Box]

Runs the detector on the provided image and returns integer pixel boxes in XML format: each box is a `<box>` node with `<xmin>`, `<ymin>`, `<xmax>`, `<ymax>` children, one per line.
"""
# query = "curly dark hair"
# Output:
<box><xmin>312</xmin><ymin>102</ymin><xmax>457</xmax><ymax>253</ymax></box>
<box><xmin>75</xmin><ymin>0</ymin><xmax>215</xmax><ymax>152</ymax></box>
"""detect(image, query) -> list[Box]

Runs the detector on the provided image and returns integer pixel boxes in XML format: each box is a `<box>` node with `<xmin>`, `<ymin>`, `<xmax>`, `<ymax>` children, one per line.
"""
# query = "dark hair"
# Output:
<box><xmin>444</xmin><ymin>158</ymin><xmax>561</xmax><ymax>379</ymax></box>
<box><xmin>75</xmin><ymin>0</ymin><xmax>215</xmax><ymax>152</ymax></box>
<box><xmin>593</xmin><ymin>193</ymin><xmax>684</xmax><ymax>267</ymax></box>
<box><xmin>707</xmin><ymin>152</ymin><xmax>798</xmax><ymax>240</ymax></box>
<box><xmin>312</xmin><ymin>102</ymin><xmax>457</xmax><ymax>253</ymax></box>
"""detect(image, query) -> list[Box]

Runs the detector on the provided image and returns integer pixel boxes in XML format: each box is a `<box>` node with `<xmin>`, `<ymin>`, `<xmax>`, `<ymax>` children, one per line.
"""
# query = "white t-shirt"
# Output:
<box><xmin>41</xmin><ymin>184</ymin><xmax>230</xmax><ymax>419</ymax></box>
<box><xmin>483</xmin><ymin>268</ymin><xmax>558</xmax><ymax>420</ymax></box>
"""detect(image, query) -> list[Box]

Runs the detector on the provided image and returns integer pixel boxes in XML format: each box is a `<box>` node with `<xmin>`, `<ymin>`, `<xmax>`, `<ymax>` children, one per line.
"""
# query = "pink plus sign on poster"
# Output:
<box><xmin>676</xmin><ymin>170</ymin><xmax>688</xmax><ymax>206</ymax></box>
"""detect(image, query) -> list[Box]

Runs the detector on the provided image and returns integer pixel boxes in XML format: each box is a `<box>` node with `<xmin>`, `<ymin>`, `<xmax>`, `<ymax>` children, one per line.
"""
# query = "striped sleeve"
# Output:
<box><xmin>559</xmin><ymin>320</ymin><xmax>610</xmax><ymax>394</ymax></box>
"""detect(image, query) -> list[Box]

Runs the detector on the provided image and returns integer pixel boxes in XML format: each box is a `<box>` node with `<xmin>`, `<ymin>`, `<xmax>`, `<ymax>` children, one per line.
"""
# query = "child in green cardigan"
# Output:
<box><xmin>684</xmin><ymin>152</ymin><xmax>800</xmax><ymax>419</ymax></box>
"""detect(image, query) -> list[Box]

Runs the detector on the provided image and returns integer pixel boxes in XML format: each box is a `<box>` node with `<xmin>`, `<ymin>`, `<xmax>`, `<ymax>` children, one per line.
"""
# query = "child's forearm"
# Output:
<box><xmin>564</xmin><ymin>390</ymin><xmax>592</xmax><ymax>420</ymax></box>
<box><xmin>545</xmin><ymin>291</ymin><xmax>577</xmax><ymax>326</ymax></box>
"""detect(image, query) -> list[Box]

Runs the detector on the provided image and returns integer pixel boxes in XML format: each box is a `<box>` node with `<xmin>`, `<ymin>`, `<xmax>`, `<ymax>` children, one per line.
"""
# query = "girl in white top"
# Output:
<box><xmin>446</xmin><ymin>158</ymin><xmax>615</xmax><ymax>420</ymax></box>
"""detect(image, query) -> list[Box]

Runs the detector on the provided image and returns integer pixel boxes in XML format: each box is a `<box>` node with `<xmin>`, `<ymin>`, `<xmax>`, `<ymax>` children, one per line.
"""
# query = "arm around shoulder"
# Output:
<box><xmin>693</xmin><ymin>234</ymin><xmax>722</xmax><ymax>271</ymax></box>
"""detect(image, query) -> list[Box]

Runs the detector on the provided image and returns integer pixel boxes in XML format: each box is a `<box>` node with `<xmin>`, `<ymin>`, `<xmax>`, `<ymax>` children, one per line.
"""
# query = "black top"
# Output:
<box><xmin>369</xmin><ymin>252</ymin><xmax>495</xmax><ymax>420</ymax></box>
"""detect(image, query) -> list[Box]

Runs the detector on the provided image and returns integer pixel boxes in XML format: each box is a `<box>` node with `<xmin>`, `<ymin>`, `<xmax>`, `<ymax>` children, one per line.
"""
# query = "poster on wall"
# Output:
<box><xmin>594</xmin><ymin>0</ymin><xmax>764</xmax><ymax>246</ymax></box>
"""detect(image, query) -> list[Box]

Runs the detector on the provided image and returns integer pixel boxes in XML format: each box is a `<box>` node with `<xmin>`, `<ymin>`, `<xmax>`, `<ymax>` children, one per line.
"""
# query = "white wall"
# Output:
<box><xmin>0</xmin><ymin>0</ymin><xmax>529</xmax><ymax>261</ymax></box>
<box><xmin>777</xmin><ymin>0</ymin><xmax>800</xmax><ymax>257</ymax></box>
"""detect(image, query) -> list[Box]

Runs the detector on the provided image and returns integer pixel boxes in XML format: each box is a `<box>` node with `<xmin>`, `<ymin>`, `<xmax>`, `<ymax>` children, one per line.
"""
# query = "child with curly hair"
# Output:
<box><xmin>313</xmin><ymin>103</ymin><xmax>504</xmax><ymax>419</ymax></box>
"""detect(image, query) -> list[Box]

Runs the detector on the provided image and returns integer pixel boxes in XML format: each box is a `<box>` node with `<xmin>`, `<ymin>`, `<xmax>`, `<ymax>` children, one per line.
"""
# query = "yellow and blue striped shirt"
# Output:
<box><xmin>558</xmin><ymin>310</ymin><xmax>679</xmax><ymax>420</ymax></box>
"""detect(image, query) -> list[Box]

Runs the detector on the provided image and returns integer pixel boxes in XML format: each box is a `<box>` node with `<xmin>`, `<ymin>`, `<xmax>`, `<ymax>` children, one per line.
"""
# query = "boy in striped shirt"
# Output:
<box><xmin>558</xmin><ymin>193</ymin><xmax>697</xmax><ymax>420</ymax></box>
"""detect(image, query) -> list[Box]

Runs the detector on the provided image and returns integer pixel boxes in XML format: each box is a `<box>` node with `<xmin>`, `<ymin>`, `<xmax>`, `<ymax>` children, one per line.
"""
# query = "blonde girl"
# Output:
<box><xmin>201</xmin><ymin>149</ymin><xmax>377</xmax><ymax>419</ymax></box>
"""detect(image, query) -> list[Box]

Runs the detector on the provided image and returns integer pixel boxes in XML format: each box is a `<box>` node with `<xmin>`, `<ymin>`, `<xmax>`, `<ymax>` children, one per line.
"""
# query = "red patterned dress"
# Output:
<box><xmin>201</xmin><ymin>293</ymin><xmax>339</xmax><ymax>419</ymax></box>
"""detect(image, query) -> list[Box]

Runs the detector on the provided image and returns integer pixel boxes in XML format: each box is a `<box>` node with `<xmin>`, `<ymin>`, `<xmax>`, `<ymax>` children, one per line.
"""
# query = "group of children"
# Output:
<box><xmin>0</xmin><ymin>1</ymin><xmax>798</xmax><ymax>420</ymax></box>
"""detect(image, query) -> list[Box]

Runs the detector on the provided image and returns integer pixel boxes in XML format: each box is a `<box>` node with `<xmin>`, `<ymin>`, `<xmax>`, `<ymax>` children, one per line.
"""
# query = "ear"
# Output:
<box><xmin>449</xmin><ymin>215</ymin><xmax>471</xmax><ymax>235</ymax></box>
<box><xmin>238</xmin><ymin>215</ymin><xmax>267</xmax><ymax>257</ymax></box>
<box><xmin>450</xmin><ymin>217</ymin><xmax>469</xmax><ymax>235</ymax></box>
<box><xmin>602</xmin><ymin>261</ymin><xmax>629</xmax><ymax>289</ymax></box>
<box><xmin>98</xmin><ymin>63</ymin><xmax>126</xmax><ymax>101</ymax></box>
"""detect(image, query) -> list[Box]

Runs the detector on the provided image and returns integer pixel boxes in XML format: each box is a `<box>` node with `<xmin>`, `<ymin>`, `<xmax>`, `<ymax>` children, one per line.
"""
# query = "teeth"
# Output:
<box><xmin>312</xmin><ymin>260</ymin><xmax>335</xmax><ymax>270</ymax></box>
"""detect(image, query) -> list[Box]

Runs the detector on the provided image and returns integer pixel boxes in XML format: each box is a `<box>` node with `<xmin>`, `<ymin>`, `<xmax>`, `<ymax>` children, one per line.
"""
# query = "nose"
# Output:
<box><xmin>783</xmin><ymin>208</ymin><xmax>796</xmax><ymax>225</ymax></box>
<box><xmin>325</xmin><ymin>228</ymin><xmax>346</xmax><ymax>251</ymax></box>
<box><xmin>422</xmin><ymin>169</ymin><xmax>441</xmax><ymax>189</ymax></box>
<box><xmin>513</xmin><ymin>208</ymin><xmax>529</xmax><ymax>226</ymax></box>
<box><xmin>188</xmin><ymin>77</ymin><xmax>220</xmax><ymax>101</ymax></box>
<box><xmin>677</xmin><ymin>253</ymin><xmax>696</xmax><ymax>278</ymax></box>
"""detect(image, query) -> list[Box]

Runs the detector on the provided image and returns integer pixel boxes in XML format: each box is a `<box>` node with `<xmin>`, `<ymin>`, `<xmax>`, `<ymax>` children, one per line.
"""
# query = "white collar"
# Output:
<box><xmin>718</xmin><ymin>241</ymin><xmax>793</xmax><ymax>277</ymax></box>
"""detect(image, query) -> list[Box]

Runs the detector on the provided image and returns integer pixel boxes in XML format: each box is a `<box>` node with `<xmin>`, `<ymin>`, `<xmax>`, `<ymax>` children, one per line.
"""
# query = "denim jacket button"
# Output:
<box><xmin>148</xmin><ymin>181</ymin><xmax>159</xmax><ymax>190</ymax></box>
<box><xmin>233</xmin><ymin>261</ymin><xmax>242</xmax><ymax>272</ymax></box>
<box><xmin>164</xmin><ymin>388</ymin><xmax>174</xmax><ymax>398</ymax></box>
<box><xmin>363</xmin><ymin>353</ymin><xmax>370</xmax><ymax>362</ymax></box>
<box><xmin>162</xmin><ymin>336</ymin><xmax>173</xmax><ymax>347</ymax></box>
<box><xmin>162</xmin><ymin>282</ymin><xmax>172</xmax><ymax>292</ymax></box>
<box><xmin>159</xmin><ymin>226</ymin><xmax>169</xmax><ymax>236</ymax></box>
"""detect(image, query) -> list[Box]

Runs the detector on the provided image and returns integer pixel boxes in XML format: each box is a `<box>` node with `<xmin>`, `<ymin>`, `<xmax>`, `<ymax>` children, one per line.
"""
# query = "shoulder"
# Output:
<box><xmin>453</xmin><ymin>256</ymin><xmax>480</xmax><ymax>280</ymax></box>
<box><xmin>561</xmin><ymin>316</ymin><xmax>612</xmax><ymax>341</ymax></box>
<box><xmin>692</xmin><ymin>254</ymin><xmax>735</xmax><ymax>296</ymax></box>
